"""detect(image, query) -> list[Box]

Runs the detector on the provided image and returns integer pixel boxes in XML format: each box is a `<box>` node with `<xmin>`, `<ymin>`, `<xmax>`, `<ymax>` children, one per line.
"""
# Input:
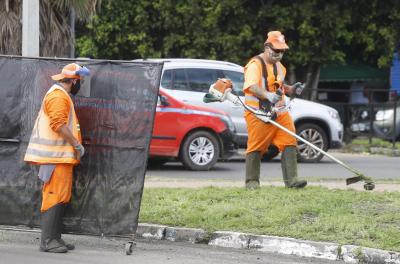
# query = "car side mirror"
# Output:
<box><xmin>158</xmin><ymin>95</ymin><xmax>170</xmax><ymax>106</ymax></box>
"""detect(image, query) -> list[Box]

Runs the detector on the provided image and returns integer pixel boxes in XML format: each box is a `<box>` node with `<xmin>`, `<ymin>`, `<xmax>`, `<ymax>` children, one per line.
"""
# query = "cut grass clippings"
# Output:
<box><xmin>139</xmin><ymin>186</ymin><xmax>400</xmax><ymax>252</ymax></box>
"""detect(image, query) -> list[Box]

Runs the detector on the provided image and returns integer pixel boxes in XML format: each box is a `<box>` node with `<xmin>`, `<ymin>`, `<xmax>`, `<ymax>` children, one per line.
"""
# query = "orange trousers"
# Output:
<box><xmin>41</xmin><ymin>164</ymin><xmax>73</xmax><ymax>212</ymax></box>
<box><xmin>245</xmin><ymin>111</ymin><xmax>297</xmax><ymax>154</ymax></box>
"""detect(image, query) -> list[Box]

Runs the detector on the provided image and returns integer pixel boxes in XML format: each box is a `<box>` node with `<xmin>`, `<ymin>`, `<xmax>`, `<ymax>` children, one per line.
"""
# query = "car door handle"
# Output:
<box><xmin>101</xmin><ymin>123</ymin><xmax>116</xmax><ymax>129</ymax></box>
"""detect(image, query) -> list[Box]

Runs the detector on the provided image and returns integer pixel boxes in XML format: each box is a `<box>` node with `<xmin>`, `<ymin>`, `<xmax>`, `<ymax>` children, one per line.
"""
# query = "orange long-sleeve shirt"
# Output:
<box><xmin>43</xmin><ymin>89</ymin><xmax>71</xmax><ymax>132</ymax></box>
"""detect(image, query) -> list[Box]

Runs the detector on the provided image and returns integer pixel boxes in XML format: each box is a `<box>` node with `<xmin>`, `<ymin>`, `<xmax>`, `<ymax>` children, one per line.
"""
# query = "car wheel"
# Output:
<box><xmin>180</xmin><ymin>130</ymin><xmax>220</xmax><ymax>171</ymax></box>
<box><xmin>262</xmin><ymin>144</ymin><xmax>279</xmax><ymax>162</ymax></box>
<box><xmin>296</xmin><ymin>123</ymin><xmax>328</xmax><ymax>163</ymax></box>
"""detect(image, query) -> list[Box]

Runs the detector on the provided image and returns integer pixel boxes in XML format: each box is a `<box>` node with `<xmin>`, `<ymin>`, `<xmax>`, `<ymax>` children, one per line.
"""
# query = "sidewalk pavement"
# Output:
<box><xmin>228</xmin><ymin>147</ymin><xmax>400</xmax><ymax>162</ymax></box>
<box><xmin>2</xmin><ymin>224</ymin><xmax>398</xmax><ymax>264</ymax></box>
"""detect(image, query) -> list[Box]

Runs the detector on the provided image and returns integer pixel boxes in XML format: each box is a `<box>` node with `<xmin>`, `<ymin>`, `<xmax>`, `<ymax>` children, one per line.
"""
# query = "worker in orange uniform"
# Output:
<box><xmin>24</xmin><ymin>63</ymin><xmax>90</xmax><ymax>253</ymax></box>
<box><xmin>243</xmin><ymin>31</ymin><xmax>307</xmax><ymax>189</ymax></box>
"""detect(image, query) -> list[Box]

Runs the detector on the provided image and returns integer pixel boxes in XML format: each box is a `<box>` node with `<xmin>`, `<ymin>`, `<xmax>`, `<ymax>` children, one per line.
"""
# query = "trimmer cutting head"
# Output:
<box><xmin>346</xmin><ymin>173</ymin><xmax>375</xmax><ymax>191</ymax></box>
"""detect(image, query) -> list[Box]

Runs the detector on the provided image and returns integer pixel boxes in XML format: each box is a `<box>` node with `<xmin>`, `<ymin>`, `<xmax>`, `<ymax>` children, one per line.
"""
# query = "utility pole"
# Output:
<box><xmin>22</xmin><ymin>0</ymin><xmax>40</xmax><ymax>57</ymax></box>
<box><xmin>69</xmin><ymin>7</ymin><xmax>76</xmax><ymax>58</ymax></box>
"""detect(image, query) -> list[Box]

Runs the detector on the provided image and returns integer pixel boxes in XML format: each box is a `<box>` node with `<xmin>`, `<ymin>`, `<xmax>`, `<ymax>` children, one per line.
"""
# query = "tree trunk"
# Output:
<box><xmin>304</xmin><ymin>64</ymin><xmax>313</xmax><ymax>100</ymax></box>
<box><xmin>309</xmin><ymin>65</ymin><xmax>321</xmax><ymax>101</ymax></box>
<box><xmin>287</xmin><ymin>66</ymin><xmax>296</xmax><ymax>84</ymax></box>
<box><xmin>303</xmin><ymin>64</ymin><xmax>321</xmax><ymax>101</ymax></box>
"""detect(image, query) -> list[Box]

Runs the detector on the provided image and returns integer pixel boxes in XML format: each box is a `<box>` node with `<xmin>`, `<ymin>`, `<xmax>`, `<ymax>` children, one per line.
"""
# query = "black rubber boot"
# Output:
<box><xmin>281</xmin><ymin>146</ymin><xmax>307</xmax><ymax>188</ymax></box>
<box><xmin>40</xmin><ymin>204</ymin><xmax>68</xmax><ymax>253</ymax></box>
<box><xmin>56</xmin><ymin>204</ymin><xmax>75</xmax><ymax>250</ymax></box>
<box><xmin>245</xmin><ymin>152</ymin><xmax>261</xmax><ymax>189</ymax></box>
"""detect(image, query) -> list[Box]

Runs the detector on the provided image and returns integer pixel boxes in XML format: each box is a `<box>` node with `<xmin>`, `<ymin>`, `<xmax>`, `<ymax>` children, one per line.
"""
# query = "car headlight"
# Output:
<box><xmin>219</xmin><ymin>115</ymin><xmax>236</xmax><ymax>132</ymax></box>
<box><xmin>375</xmin><ymin>109</ymin><xmax>394</xmax><ymax>121</ymax></box>
<box><xmin>328</xmin><ymin>109</ymin><xmax>340</xmax><ymax>121</ymax></box>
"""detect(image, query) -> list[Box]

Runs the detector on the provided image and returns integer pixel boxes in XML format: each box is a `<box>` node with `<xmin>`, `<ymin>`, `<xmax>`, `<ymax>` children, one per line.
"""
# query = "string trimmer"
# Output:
<box><xmin>203</xmin><ymin>79</ymin><xmax>375</xmax><ymax>191</ymax></box>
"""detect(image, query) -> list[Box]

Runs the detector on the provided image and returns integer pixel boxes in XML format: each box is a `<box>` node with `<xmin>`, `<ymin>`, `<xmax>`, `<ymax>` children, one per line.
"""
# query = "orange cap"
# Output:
<box><xmin>51</xmin><ymin>63</ymin><xmax>82</xmax><ymax>81</ymax></box>
<box><xmin>265</xmin><ymin>31</ymin><xmax>289</xmax><ymax>50</ymax></box>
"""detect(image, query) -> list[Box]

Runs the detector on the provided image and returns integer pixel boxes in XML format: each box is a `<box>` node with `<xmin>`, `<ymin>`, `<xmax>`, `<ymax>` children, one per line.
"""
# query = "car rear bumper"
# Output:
<box><xmin>219</xmin><ymin>129</ymin><xmax>238</xmax><ymax>159</ymax></box>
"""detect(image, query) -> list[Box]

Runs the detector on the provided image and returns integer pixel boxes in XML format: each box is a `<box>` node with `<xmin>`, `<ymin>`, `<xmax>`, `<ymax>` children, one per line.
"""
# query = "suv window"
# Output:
<box><xmin>222</xmin><ymin>70</ymin><xmax>244</xmax><ymax>96</ymax></box>
<box><xmin>173</xmin><ymin>69</ymin><xmax>189</xmax><ymax>90</ymax></box>
<box><xmin>186</xmin><ymin>68</ymin><xmax>218</xmax><ymax>93</ymax></box>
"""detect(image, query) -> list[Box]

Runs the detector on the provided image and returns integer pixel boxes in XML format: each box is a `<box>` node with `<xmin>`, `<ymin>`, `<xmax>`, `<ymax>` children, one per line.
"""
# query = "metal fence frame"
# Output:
<box><xmin>302</xmin><ymin>88</ymin><xmax>398</xmax><ymax>149</ymax></box>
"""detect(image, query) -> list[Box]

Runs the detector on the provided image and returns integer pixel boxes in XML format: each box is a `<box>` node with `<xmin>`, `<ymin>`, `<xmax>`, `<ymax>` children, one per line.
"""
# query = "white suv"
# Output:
<box><xmin>137</xmin><ymin>58</ymin><xmax>344</xmax><ymax>162</ymax></box>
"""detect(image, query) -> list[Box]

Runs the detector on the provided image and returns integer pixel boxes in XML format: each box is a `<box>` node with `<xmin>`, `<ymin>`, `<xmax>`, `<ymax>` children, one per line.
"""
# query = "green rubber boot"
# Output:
<box><xmin>281</xmin><ymin>146</ymin><xmax>307</xmax><ymax>188</ymax></box>
<box><xmin>245</xmin><ymin>151</ymin><xmax>261</xmax><ymax>189</ymax></box>
<box><xmin>40</xmin><ymin>204</ymin><xmax>68</xmax><ymax>253</ymax></box>
<box><xmin>56</xmin><ymin>204</ymin><xmax>75</xmax><ymax>250</ymax></box>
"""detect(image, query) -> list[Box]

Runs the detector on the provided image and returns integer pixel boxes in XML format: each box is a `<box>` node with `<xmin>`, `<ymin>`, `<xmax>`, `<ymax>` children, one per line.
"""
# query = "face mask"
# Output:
<box><xmin>267</xmin><ymin>47</ymin><xmax>284</xmax><ymax>62</ymax></box>
<box><xmin>71</xmin><ymin>79</ymin><xmax>81</xmax><ymax>95</ymax></box>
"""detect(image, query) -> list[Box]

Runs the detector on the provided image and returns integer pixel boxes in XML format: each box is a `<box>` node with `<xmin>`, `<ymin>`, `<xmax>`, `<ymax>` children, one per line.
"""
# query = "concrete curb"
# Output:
<box><xmin>208</xmin><ymin>231</ymin><xmax>249</xmax><ymax>249</ymax></box>
<box><xmin>248</xmin><ymin>234</ymin><xmax>339</xmax><ymax>261</ymax></box>
<box><xmin>2</xmin><ymin>224</ymin><xmax>400</xmax><ymax>263</ymax></box>
<box><xmin>165</xmin><ymin>226</ymin><xmax>207</xmax><ymax>243</ymax></box>
<box><xmin>341</xmin><ymin>245</ymin><xmax>400</xmax><ymax>264</ymax></box>
<box><xmin>343</xmin><ymin>146</ymin><xmax>400</xmax><ymax>157</ymax></box>
<box><xmin>136</xmin><ymin>223</ymin><xmax>167</xmax><ymax>240</ymax></box>
<box><xmin>208</xmin><ymin>231</ymin><xmax>338</xmax><ymax>260</ymax></box>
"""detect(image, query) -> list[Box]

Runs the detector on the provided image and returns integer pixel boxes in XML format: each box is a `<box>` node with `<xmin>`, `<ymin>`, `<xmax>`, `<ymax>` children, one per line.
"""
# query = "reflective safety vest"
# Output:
<box><xmin>244</xmin><ymin>57</ymin><xmax>287</xmax><ymax>110</ymax></box>
<box><xmin>24</xmin><ymin>85</ymin><xmax>82</xmax><ymax>165</ymax></box>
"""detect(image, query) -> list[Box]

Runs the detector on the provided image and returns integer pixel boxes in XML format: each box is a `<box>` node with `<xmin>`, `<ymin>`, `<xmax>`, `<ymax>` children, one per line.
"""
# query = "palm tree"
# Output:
<box><xmin>0</xmin><ymin>0</ymin><xmax>102</xmax><ymax>57</ymax></box>
<box><xmin>0</xmin><ymin>0</ymin><xmax>21</xmax><ymax>55</ymax></box>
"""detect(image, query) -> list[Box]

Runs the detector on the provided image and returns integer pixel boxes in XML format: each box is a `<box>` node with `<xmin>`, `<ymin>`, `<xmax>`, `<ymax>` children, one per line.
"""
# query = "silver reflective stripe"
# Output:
<box><xmin>26</xmin><ymin>148</ymin><xmax>75</xmax><ymax>158</ymax></box>
<box><xmin>67</xmin><ymin>107</ymin><xmax>73</xmax><ymax>130</ymax></box>
<box><xmin>276</xmin><ymin>63</ymin><xmax>285</xmax><ymax>83</ymax></box>
<box><xmin>245</xmin><ymin>95</ymin><xmax>259</xmax><ymax>102</ymax></box>
<box><xmin>29</xmin><ymin>137</ymin><xmax>69</xmax><ymax>146</ymax></box>
<box><xmin>261</xmin><ymin>76</ymin><xmax>266</xmax><ymax>90</ymax></box>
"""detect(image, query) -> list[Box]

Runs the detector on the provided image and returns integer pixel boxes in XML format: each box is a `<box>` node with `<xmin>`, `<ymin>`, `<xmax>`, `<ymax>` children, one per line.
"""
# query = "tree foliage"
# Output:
<box><xmin>77</xmin><ymin>0</ymin><xmax>255</xmax><ymax>62</ymax></box>
<box><xmin>77</xmin><ymin>0</ymin><xmax>399</xmax><ymax>69</ymax></box>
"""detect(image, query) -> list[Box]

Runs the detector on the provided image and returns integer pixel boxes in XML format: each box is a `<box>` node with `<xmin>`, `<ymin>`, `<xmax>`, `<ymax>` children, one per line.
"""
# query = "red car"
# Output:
<box><xmin>149</xmin><ymin>88</ymin><xmax>237</xmax><ymax>170</ymax></box>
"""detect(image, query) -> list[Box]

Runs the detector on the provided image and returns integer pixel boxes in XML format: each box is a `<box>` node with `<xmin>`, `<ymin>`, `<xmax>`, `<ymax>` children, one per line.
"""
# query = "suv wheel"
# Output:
<box><xmin>296</xmin><ymin>123</ymin><xmax>328</xmax><ymax>163</ymax></box>
<box><xmin>180</xmin><ymin>131</ymin><xmax>220</xmax><ymax>171</ymax></box>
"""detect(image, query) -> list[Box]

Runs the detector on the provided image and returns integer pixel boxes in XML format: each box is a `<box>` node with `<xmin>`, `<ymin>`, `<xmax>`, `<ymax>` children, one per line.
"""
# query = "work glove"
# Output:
<box><xmin>292</xmin><ymin>82</ymin><xmax>305</xmax><ymax>96</ymax></box>
<box><xmin>74</xmin><ymin>143</ymin><xmax>85</xmax><ymax>160</ymax></box>
<box><xmin>265</xmin><ymin>91</ymin><xmax>282</xmax><ymax>104</ymax></box>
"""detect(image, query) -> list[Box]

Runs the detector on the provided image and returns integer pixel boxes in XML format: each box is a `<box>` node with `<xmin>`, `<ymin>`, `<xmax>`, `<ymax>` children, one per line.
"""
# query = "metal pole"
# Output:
<box><xmin>22</xmin><ymin>0</ymin><xmax>39</xmax><ymax>57</ymax></box>
<box><xmin>392</xmin><ymin>99</ymin><xmax>397</xmax><ymax>149</ymax></box>
<box><xmin>369</xmin><ymin>91</ymin><xmax>373</xmax><ymax>145</ymax></box>
<box><xmin>69</xmin><ymin>7</ymin><xmax>76</xmax><ymax>58</ymax></box>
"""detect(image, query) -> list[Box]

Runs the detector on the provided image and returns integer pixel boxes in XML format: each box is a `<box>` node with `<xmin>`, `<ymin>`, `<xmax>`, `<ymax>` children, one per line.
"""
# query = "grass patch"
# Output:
<box><xmin>139</xmin><ymin>186</ymin><xmax>400</xmax><ymax>252</ymax></box>
<box><xmin>349</xmin><ymin>137</ymin><xmax>400</xmax><ymax>150</ymax></box>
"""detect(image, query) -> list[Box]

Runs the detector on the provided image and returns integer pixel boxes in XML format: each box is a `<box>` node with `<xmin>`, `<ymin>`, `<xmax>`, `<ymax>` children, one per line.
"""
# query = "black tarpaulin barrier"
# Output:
<box><xmin>0</xmin><ymin>55</ymin><xmax>162</xmax><ymax>236</ymax></box>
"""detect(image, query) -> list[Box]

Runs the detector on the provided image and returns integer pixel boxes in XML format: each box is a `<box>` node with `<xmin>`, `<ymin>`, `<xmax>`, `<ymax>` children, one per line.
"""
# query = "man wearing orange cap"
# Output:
<box><xmin>25</xmin><ymin>63</ymin><xmax>90</xmax><ymax>253</ymax></box>
<box><xmin>243</xmin><ymin>31</ymin><xmax>307</xmax><ymax>189</ymax></box>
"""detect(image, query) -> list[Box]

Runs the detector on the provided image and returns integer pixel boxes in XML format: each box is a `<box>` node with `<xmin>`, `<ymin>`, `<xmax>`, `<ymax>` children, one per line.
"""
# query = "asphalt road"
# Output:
<box><xmin>0</xmin><ymin>229</ymin><xmax>344</xmax><ymax>264</ymax></box>
<box><xmin>146</xmin><ymin>152</ymin><xmax>400</xmax><ymax>182</ymax></box>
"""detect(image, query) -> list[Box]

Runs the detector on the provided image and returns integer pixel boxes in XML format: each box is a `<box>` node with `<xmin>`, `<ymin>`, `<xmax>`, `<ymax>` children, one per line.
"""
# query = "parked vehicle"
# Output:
<box><xmin>149</xmin><ymin>88</ymin><xmax>237</xmax><ymax>170</ymax></box>
<box><xmin>373</xmin><ymin>102</ymin><xmax>400</xmax><ymax>141</ymax></box>
<box><xmin>138</xmin><ymin>58</ymin><xmax>344</xmax><ymax>162</ymax></box>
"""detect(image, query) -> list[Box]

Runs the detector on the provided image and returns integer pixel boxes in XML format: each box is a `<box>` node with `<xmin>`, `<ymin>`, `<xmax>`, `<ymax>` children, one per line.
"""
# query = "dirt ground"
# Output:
<box><xmin>144</xmin><ymin>176</ymin><xmax>400</xmax><ymax>192</ymax></box>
